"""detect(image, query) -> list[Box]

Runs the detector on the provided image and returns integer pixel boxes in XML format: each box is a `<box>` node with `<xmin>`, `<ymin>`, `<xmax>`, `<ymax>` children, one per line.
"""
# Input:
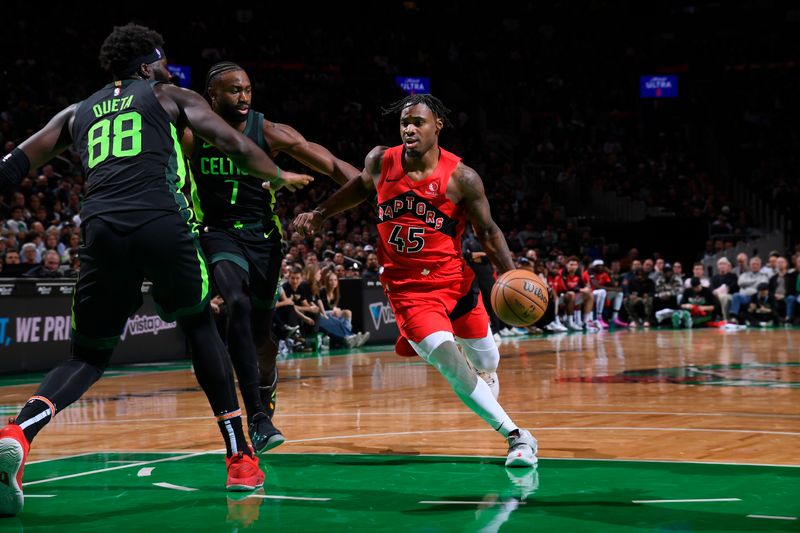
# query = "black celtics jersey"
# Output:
<box><xmin>71</xmin><ymin>79</ymin><xmax>189</xmax><ymax>224</ymax></box>
<box><xmin>188</xmin><ymin>110</ymin><xmax>279</xmax><ymax>231</ymax></box>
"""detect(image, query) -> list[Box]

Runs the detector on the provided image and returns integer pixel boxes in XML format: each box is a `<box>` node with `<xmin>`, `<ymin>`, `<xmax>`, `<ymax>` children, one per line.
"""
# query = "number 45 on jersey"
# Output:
<box><xmin>388</xmin><ymin>225</ymin><xmax>425</xmax><ymax>253</ymax></box>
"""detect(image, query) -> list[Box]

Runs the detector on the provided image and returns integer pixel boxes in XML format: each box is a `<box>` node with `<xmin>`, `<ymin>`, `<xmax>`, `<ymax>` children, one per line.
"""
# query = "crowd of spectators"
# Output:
<box><xmin>520</xmin><ymin>249</ymin><xmax>800</xmax><ymax>336</ymax></box>
<box><xmin>2</xmin><ymin>3</ymin><xmax>797</xmax><ymax>344</ymax></box>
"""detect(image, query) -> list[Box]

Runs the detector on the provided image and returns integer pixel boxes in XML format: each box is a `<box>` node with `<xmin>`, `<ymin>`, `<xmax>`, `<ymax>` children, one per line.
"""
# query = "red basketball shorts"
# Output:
<box><xmin>383</xmin><ymin>267</ymin><xmax>490</xmax><ymax>343</ymax></box>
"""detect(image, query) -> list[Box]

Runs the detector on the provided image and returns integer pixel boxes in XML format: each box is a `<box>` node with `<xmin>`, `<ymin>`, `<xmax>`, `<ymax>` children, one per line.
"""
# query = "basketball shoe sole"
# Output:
<box><xmin>248</xmin><ymin>416</ymin><xmax>286</xmax><ymax>455</ymax></box>
<box><xmin>0</xmin><ymin>425</ymin><xmax>28</xmax><ymax>516</ymax></box>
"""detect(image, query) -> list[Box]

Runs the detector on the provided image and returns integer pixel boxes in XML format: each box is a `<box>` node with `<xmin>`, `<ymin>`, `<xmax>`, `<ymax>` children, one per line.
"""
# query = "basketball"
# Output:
<box><xmin>491</xmin><ymin>270</ymin><xmax>549</xmax><ymax>327</ymax></box>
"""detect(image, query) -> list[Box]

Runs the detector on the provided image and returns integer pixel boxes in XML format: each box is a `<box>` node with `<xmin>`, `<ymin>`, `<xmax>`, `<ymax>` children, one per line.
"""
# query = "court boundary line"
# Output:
<box><xmin>633</xmin><ymin>498</ymin><xmax>741</xmax><ymax>504</ymax></box>
<box><xmin>539</xmin><ymin>456</ymin><xmax>800</xmax><ymax>468</ymax></box>
<box><xmin>249</xmin><ymin>494</ymin><xmax>331</xmax><ymax>502</ymax></box>
<box><xmin>279</xmin><ymin>427</ymin><xmax>800</xmax><ymax>445</ymax></box>
<box><xmin>50</xmin><ymin>408</ymin><xmax>800</xmax><ymax>426</ymax></box>
<box><xmin>419</xmin><ymin>500</ymin><xmax>527</xmax><ymax>506</ymax></box>
<box><xmin>26</xmin><ymin>451</ymin><xmax>207</xmax><ymax>486</ymax></box>
<box><xmin>27</xmin><ymin>449</ymin><xmax>799</xmax><ymax>469</ymax></box>
<box><xmin>27</xmin><ymin>451</ymin><xmax>97</xmax><ymax>465</ymax></box>
<box><xmin>153</xmin><ymin>482</ymin><xmax>197</xmax><ymax>492</ymax></box>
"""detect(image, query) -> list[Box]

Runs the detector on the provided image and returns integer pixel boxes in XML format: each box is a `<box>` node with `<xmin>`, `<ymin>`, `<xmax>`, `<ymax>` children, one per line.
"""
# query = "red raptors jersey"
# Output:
<box><xmin>376</xmin><ymin>145</ymin><xmax>467</xmax><ymax>277</ymax></box>
<box><xmin>561</xmin><ymin>268</ymin><xmax>585</xmax><ymax>291</ymax></box>
<box><xmin>547</xmin><ymin>273</ymin><xmax>566</xmax><ymax>295</ymax></box>
<box><xmin>589</xmin><ymin>271</ymin><xmax>612</xmax><ymax>287</ymax></box>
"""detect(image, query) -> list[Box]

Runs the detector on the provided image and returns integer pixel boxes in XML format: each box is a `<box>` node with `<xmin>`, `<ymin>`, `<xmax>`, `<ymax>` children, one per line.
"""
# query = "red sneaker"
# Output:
<box><xmin>226</xmin><ymin>451</ymin><xmax>265</xmax><ymax>491</ymax></box>
<box><xmin>0</xmin><ymin>422</ymin><xmax>30</xmax><ymax>516</ymax></box>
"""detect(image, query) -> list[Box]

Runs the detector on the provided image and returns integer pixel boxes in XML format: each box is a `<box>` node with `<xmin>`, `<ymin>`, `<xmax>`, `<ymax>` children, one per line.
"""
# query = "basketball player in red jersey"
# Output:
<box><xmin>294</xmin><ymin>94</ymin><xmax>537</xmax><ymax>467</ymax></box>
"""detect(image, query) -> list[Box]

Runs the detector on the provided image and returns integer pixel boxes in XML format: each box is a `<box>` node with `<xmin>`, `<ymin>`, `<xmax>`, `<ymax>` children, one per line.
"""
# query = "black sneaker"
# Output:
<box><xmin>259</xmin><ymin>370</ymin><xmax>278</xmax><ymax>420</ymax></box>
<box><xmin>248</xmin><ymin>413</ymin><xmax>285</xmax><ymax>455</ymax></box>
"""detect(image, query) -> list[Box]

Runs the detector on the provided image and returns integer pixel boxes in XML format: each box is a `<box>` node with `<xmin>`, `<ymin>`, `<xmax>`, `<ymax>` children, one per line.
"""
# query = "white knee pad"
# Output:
<box><xmin>411</xmin><ymin>332</ymin><xmax>477</xmax><ymax>397</ymax></box>
<box><xmin>409</xmin><ymin>331</ymin><xmax>455</xmax><ymax>362</ymax></box>
<box><xmin>456</xmin><ymin>325</ymin><xmax>500</xmax><ymax>373</ymax></box>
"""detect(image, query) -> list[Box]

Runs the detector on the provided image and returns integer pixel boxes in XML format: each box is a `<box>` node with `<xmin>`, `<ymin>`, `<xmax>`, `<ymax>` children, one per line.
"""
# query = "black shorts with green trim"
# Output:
<box><xmin>71</xmin><ymin>212</ymin><xmax>210</xmax><ymax>349</ymax></box>
<box><xmin>199</xmin><ymin>223</ymin><xmax>283</xmax><ymax>308</ymax></box>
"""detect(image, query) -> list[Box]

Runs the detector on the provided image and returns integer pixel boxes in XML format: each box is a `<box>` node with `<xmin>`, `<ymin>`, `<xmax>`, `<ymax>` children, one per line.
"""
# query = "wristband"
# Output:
<box><xmin>0</xmin><ymin>148</ymin><xmax>31</xmax><ymax>188</ymax></box>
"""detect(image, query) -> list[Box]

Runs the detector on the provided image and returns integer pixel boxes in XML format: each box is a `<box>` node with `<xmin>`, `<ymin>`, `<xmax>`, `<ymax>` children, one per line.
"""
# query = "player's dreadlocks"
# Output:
<box><xmin>205</xmin><ymin>61</ymin><xmax>244</xmax><ymax>95</ymax></box>
<box><xmin>98</xmin><ymin>23</ymin><xmax>165</xmax><ymax>78</ymax></box>
<box><xmin>382</xmin><ymin>94</ymin><xmax>452</xmax><ymax>126</ymax></box>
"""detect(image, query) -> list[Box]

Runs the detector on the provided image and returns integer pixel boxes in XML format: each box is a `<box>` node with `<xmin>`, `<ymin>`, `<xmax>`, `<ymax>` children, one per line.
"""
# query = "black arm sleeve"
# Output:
<box><xmin>0</xmin><ymin>148</ymin><xmax>31</xmax><ymax>189</ymax></box>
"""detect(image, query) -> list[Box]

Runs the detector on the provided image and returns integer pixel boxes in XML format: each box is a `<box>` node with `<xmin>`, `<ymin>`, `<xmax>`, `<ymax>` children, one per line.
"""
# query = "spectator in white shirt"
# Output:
<box><xmin>729</xmin><ymin>257</ymin><xmax>770</xmax><ymax>323</ymax></box>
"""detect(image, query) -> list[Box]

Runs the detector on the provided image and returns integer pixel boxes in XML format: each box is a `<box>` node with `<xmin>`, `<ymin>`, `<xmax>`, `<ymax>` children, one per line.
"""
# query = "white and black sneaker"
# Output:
<box><xmin>344</xmin><ymin>334</ymin><xmax>358</xmax><ymax>348</ymax></box>
<box><xmin>565</xmin><ymin>318</ymin><xmax>582</xmax><ymax>332</ymax></box>
<box><xmin>355</xmin><ymin>331</ymin><xmax>371</xmax><ymax>347</ymax></box>
<box><xmin>505</xmin><ymin>428</ymin><xmax>538</xmax><ymax>467</ymax></box>
<box><xmin>248</xmin><ymin>413</ymin><xmax>285</xmax><ymax>455</ymax></box>
<box><xmin>545</xmin><ymin>319</ymin><xmax>568</xmax><ymax>333</ymax></box>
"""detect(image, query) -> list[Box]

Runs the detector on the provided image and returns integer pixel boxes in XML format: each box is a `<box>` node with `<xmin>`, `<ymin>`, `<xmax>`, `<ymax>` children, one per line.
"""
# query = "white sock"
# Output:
<box><xmin>415</xmin><ymin>337</ymin><xmax>517</xmax><ymax>437</ymax></box>
<box><xmin>465</xmin><ymin>378</ymin><xmax>517</xmax><ymax>437</ymax></box>
<box><xmin>583</xmin><ymin>311</ymin><xmax>592</xmax><ymax>324</ymax></box>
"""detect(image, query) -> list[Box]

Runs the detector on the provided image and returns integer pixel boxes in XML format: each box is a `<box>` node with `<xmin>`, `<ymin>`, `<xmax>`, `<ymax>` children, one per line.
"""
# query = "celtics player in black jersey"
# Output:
<box><xmin>181</xmin><ymin>62</ymin><xmax>361</xmax><ymax>451</ymax></box>
<box><xmin>0</xmin><ymin>24</ymin><xmax>314</xmax><ymax>515</ymax></box>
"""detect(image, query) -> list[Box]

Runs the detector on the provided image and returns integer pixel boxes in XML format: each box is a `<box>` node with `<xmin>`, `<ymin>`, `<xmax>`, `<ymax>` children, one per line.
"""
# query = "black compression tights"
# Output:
<box><xmin>213</xmin><ymin>261</ymin><xmax>266</xmax><ymax>422</ymax></box>
<box><xmin>16</xmin><ymin>346</ymin><xmax>109</xmax><ymax>442</ymax></box>
<box><xmin>176</xmin><ymin>309</ymin><xmax>250</xmax><ymax>457</ymax></box>
<box><xmin>178</xmin><ymin>307</ymin><xmax>242</xmax><ymax>416</ymax></box>
<box><xmin>253</xmin><ymin>305</ymin><xmax>278</xmax><ymax>388</ymax></box>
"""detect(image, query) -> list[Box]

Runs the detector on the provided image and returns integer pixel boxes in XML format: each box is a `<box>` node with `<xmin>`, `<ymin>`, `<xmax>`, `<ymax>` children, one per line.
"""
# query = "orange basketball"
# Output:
<box><xmin>491</xmin><ymin>270</ymin><xmax>549</xmax><ymax>327</ymax></box>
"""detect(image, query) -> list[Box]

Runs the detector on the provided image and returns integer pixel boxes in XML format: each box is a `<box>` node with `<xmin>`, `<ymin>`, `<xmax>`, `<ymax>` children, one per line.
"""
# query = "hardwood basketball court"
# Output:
<box><xmin>1</xmin><ymin>328</ymin><xmax>797</xmax><ymax>531</ymax></box>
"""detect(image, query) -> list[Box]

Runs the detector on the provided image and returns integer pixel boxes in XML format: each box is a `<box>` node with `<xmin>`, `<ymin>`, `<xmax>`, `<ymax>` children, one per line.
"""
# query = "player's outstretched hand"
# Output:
<box><xmin>278</xmin><ymin>171</ymin><xmax>314</xmax><ymax>192</ymax></box>
<box><xmin>263</xmin><ymin>171</ymin><xmax>314</xmax><ymax>192</ymax></box>
<box><xmin>293</xmin><ymin>210</ymin><xmax>323</xmax><ymax>237</ymax></box>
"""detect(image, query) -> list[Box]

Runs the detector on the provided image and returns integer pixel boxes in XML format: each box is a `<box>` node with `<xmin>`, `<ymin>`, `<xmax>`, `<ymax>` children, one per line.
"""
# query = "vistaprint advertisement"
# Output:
<box><xmin>0</xmin><ymin>284</ymin><xmax>185</xmax><ymax>373</ymax></box>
